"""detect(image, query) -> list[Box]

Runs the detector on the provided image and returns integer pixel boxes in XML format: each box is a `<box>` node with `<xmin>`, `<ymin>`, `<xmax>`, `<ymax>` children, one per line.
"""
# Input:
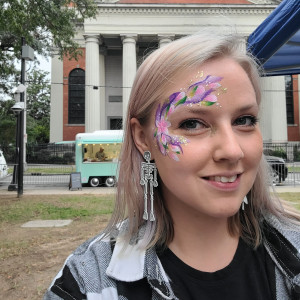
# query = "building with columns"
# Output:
<box><xmin>50</xmin><ymin>0</ymin><xmax>300</xmax><ymax>143</ymax></box>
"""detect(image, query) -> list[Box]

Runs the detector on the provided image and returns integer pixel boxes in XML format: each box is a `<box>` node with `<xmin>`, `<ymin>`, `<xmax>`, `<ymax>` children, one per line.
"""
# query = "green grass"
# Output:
<box><xmin>25</xmin><ymin>167</ymin><xmax>74</xmax><ymax>174</ymax></box>
<box><xmin>8</xmin><ymin>166</ymin><xmax>75</xmax><ymax>175</ymax></box>
<box><xmin>1</xmin><ymin>193</ymin><xmax>300</xmax><ymax>225</ymax></box>
<box><xmin>288</xmin><ymin>166</ymin><xmax>300</xmax><ymax>172</ymax></box>
<box><xmin>0</xmin><ymin>194</ymin><xmax>114</xmax><ymax>224</ymax></box>
<box><xmin>278</xmin><ymin>192</ymin><xmax>300</xmax><ymax>210</ymax></box>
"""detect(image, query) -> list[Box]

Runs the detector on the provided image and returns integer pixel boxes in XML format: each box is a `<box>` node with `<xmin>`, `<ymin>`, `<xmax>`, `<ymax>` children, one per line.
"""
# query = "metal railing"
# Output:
<box><xmin>263</xmin><ymin>142</ymin><xmax>300</xmax><ymax>162</ymax></box>
<box><xmin>1</xmin><ymin>143</ymin><xmax>75</xmax><ymax>165</ymax></box>
<box><xmin>284</xmin><ymin>162</ymin><xmax>300</xmax><ymax>186</ymax></box>
<box><xmin>0</xmin><ymin>164</ymin><xmax>75</xmax><ymax>185</ymax></box>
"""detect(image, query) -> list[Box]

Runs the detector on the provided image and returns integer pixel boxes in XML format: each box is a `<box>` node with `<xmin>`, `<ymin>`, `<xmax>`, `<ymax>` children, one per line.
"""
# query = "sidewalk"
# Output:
<box><xmin>0</xmin><ymin>184</ymin><xmax>116</xmax><ymax>196</ymax></box>
<box><xmin>271</xmin><ymin>185</ymin><xmax>300</xmax><ymax>193</ymax></box>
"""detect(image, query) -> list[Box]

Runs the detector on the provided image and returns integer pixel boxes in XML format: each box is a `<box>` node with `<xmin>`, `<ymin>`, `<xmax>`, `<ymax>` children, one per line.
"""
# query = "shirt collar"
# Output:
<box><xmin>106</xmin><ymin>227</ymin><xmax>178</xmax><ymax>299</ymax></box>
<box><xmin>106</xmin><ymin>236</ymin><xmax>145</xmax><ymax>281</ymax></box>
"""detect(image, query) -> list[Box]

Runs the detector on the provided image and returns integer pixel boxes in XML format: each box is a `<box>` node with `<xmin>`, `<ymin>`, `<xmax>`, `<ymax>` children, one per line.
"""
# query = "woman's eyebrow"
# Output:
<box><xmin>236</xmin><ymin>103</ymin><xmax>259</xmax><ymax>113</ymax></box>
<box><xmin>176</xmin><ymin>102</ymin><xmax>258</xmax><ymax>115</ymax></box>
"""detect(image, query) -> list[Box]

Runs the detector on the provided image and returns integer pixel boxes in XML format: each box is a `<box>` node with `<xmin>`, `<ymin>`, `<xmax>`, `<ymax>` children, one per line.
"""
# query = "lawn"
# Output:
<box><xmin>277</xmin><ymin>192</ymin><xmax>300</xmax><ymax>210</ymax></box>
<box><xmin>0</xmin><ymin>192</ymin><xmax>299</xmax><ymax>299</ymax></box>
<box><xmin>0</xmin><ymin>193</ymin><xmax>114</xmax><ymax>299</ymax></box>
<box><xmin>8</xmin><ymin>165</ymin><xmax>75</xmax><ymax>175</ymax></box>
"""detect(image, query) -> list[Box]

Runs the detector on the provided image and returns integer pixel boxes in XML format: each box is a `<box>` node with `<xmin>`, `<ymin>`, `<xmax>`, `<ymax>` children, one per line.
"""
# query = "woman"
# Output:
<box><xmin>44</xmin><ymin>31</ymin><xmax>300</xmax><ymax>300</ymax></box>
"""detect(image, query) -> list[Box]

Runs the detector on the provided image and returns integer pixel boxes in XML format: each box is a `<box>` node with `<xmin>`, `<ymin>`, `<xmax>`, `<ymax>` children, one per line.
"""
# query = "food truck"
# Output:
<box><xmin>75</xmin><ymin>130</ymin><xmax>123</xmax><ymax>187</ymax></box>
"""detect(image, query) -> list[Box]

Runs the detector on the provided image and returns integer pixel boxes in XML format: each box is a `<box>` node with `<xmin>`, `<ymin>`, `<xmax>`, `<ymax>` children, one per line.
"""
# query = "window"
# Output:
<box><xmin>109</xmin><ymin>118</ymin><xmax>122</xmax><ymax>130</ymax></box>
<box><xmin>109</xmin><ymin>96</ymin><xmax>122</xmax><ymax>102</ymax></box>
<box><xmin>285</xmin><ymin>75</ymin><xmax>294</xmax><ymax>125</ymax></box>
<box><xmin>68</xmin><ymin>68</ymin><xmax>85</xmax><ymax>124</ymax></box>
<box><xmin>82</xmin><ymin>143</ymin><xmax>122</xmax><ymax>163</ymax></box>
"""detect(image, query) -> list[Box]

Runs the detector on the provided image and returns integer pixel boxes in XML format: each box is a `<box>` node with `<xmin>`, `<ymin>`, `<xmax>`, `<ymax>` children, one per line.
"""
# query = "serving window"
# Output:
<box><xmin>82</xmin><ymin>143</ymin><xmax>122</xmax><ymax>162</ymax></box>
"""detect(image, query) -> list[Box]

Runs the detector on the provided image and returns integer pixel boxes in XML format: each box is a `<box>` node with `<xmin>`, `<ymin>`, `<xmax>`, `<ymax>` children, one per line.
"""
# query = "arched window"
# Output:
<box><xmin>68</xmin><ymin>68</ymin><xmax>85</xmax><ymax>124</ymax></box>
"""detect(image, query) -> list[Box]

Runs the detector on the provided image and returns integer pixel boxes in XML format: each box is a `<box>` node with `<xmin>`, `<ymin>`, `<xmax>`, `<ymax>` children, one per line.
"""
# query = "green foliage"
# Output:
<box><xmin>0</xmin><ymin>0</ymin><xmax>97</xmax><ymax>96</ymax></box>
<box><xmin>0</xmin><ymin>99</ymin><xmax>15</xmax><ymax>119</ymax></box>
<box><xmin>293</xmin><ymin>145</ymin><xmax>300</xmax><ymax>162</ymax></box>
<box><xmin>0</xmin><ymin>68</ymin><xmax>50</xmax><ymax>147</ymax></box>
<box><xmin>26</xmin><ymin>118</ymin><xmax>50</xmax><ymax>144</ymax></box>
<box><xmin>26</xmin><ymin>69</ymin><xmax>50</xmax><ymax>122</ymax></box>
<box><xmin>25</xmin><ymin>69</ymin><xmax>51</xmax><ymax>143</ymax></box>
<box><xmin>264</xmin><ymin>147</ymin><xmax>287</xmax><ymax>159</ymax></box>
<box><xmin>0</xmin><ymin>118</ymin><xmax>16</xmax><ymax>146</ymax></box>
<box><xmin>0</xmin><ymin>100</ymin><xmax>17</xmax><ymax>146</ymax></box>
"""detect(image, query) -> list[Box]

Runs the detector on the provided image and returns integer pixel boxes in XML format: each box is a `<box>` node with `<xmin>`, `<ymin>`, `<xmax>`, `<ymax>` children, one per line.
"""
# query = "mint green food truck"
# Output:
<box><xmin>75</xmin><ymin>130</ymin><xmax>123</xmax><ymax>187</ymax></box>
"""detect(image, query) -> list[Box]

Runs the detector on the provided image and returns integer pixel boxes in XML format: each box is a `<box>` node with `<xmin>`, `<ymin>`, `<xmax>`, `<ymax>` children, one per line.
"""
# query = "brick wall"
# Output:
<box><xmin>63</xmin><ymin>49</ymin><xmax>86</xmax><ymax>141</ymax></box>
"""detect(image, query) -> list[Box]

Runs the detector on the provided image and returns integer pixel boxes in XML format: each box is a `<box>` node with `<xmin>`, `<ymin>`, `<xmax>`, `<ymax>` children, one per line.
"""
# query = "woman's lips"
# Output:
<box><xmin>207</xmin><ymin>175</ymin><xmax>237</xmax><ymax>183</ymax></box>
<box><xmin>202</xmin><ymin>174</ymin><xmax>241</xmax><ymax>190</ymax></box>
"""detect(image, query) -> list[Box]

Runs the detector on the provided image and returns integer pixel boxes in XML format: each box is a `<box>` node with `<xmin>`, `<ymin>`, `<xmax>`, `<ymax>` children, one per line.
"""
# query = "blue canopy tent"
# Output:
<box><xmin>247</xmin><ymin>0</ymin><xmax>300</xmax><ymax>76</ymax></box>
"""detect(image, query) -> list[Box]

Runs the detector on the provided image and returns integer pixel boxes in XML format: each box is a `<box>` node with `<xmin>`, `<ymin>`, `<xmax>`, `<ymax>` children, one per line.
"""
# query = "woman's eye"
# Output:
<box><xmin>179</xmin><ymin>119</ymin><xmax>206</xmax><ymax>131</ymax></box>
<box><xmin>234</xmin><ymin>115</ymin><xmax>258</xmax><ymax>127</ymax></box>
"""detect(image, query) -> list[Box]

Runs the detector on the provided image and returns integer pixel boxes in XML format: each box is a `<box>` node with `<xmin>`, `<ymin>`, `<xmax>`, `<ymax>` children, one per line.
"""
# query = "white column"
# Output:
<box><xmin>121</xmin><ymin>34</ymin><xmax>137</xmax><ymax>124</ymax></box>
<box><xmin>158</xmin><ymin>34</ymin><xmax>174</xmax><ymax>48</ymax></box>
<box><xmin>260</xmin><ymin>76</ymin><xmax>287</xmax><ymax>142</ymax></box>
<box><xmin>50</xmin><ymin>54</ymin><xmax>63</xmax><ymax>142</ymax></box>
<box><xmin>99</xmin><ymin>46</ymin><xmax>106</xmax><ymax>130</ymax></box>
<box><xmin>84</xmin><ymin>35</ymin><xmax>101</xmax><ymax>133</ymax></box>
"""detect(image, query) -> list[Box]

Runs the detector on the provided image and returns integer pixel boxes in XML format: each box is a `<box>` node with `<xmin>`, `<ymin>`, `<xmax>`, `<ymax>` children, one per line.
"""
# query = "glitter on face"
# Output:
<box><xmin>154</xmin><ymin>73</ymin><xmax>226</xmax><ymax>161</ymax></box>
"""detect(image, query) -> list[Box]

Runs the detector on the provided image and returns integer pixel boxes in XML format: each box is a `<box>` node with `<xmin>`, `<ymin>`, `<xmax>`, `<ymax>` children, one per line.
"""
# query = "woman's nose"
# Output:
<box><xmin>212</xmin><ymin>126</ymin><xmax>244</xmax><ymax>163</ymax></box>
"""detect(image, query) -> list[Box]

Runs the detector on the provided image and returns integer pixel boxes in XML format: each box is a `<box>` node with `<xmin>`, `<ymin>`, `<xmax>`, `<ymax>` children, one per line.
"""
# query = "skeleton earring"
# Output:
<box><xmin>140</xmin><ymin>151</ymin><xmax>158</xmax><ymax>221</ymax></box>
<box><xmin>242</xmin><ymin>196</ymin><xmax>248</xmax><ymax>210</ymax></box>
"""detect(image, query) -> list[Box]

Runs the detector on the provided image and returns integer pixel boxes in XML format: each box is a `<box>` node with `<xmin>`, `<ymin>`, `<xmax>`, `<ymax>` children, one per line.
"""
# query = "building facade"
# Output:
<box><xmin>50</xmin><ymin>0</ymin><xmax>299</xmax><ymax>143</ymax></box>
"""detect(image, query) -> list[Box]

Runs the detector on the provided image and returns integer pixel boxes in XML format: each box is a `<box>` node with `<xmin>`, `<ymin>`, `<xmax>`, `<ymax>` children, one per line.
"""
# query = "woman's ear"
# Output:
<box><xmin>130</xmin><ymin>118</ymin><xmax>151</xmax><ymax>156</ymax></box>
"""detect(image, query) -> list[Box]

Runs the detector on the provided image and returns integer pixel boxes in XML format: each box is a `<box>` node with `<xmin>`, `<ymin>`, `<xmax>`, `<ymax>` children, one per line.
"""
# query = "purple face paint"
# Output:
<box><xmin>154</xmin><ymin>74</ymin><xmax>225</xmax><ymax>161</ymax></box>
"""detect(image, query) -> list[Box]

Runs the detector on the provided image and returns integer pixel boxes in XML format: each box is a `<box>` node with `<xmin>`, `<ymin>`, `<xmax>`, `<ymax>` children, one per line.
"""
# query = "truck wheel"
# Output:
<box><xmin>105</xmin><ymin>177</ymin><xmax>115</xmax><ymax>187</ymax></box>
<box><xmin>89</xmin><ymin>177</ymin><xmax>100</xmax><ymax>187</ymax></box>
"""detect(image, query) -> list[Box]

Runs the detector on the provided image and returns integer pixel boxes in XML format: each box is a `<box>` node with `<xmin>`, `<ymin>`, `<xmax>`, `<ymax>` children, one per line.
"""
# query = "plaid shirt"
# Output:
<box><xmin>44</xmin><ymin>214</ymin><xmax>300</xmax><ymax>300</ymax></box>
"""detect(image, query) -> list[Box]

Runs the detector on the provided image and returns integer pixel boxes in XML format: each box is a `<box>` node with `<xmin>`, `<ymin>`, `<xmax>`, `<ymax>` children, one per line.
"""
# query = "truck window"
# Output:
<box><xmin>82</xmin><ymin>143</ymin><xmax>121</xmax><ymax>162</ymax></box>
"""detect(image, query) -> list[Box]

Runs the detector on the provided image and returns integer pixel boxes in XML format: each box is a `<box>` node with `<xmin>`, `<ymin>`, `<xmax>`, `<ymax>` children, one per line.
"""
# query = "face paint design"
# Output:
<box><xmin>154</xmin><ymin>74</ymin><xmax>225</xmax><ymax>161</ymax></box>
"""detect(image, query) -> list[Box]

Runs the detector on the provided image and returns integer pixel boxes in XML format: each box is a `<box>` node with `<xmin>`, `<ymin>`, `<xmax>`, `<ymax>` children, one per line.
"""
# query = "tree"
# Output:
<box><xmin>0</xmin><ymin>99</ymin><xmax>16</xmax><ymax>147</ymax></box>
<box><xmin>26</xmin><ymin>69</ymin><xmax>50</xmax><ymax>123</ymax></box>
<box><xmin>0</xmin><ymin>68</ymin><xmax>51</xmax><ymax>146</ymax></box>
<box><xmin>26</xmin><ymin>68</ymin><xmax>51</xmax><ymax>143</ymax></box>
<box><xmin>0</xmin><ymin>0</ymin><xmax>97</xmax><ymax>95</ymax></box>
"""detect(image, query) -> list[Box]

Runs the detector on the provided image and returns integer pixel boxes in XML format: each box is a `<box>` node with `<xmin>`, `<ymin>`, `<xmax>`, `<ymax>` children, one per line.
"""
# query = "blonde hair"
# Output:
<box><xmin>104</xmin><ymin>31</ymin><xmax>300</xmax><ymax>249</ymax></box>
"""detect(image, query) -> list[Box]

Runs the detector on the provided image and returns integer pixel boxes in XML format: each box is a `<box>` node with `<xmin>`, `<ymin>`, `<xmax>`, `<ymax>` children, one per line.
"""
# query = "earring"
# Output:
<box><xmin>140</xmin><ymin>151</ymin><xmax>158</xmax><ymax>221</ymax></box>
<box><xmin>242</xmin><ymin>196</ymin><xmax>248</xmax><ymax>210</ymax></box>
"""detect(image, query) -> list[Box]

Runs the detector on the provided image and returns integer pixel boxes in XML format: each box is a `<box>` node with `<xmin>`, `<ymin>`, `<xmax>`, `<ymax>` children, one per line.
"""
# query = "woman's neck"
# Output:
<box><xmin>168</xmin><ymin>214</ymin><xmax>239</xmax><ymax>272</ymax></box>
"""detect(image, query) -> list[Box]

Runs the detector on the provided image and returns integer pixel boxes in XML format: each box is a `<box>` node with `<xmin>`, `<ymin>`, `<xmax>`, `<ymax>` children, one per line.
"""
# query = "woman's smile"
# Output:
<box><xmin>202</xmin><ymin>173</ymin><xmax>242</xmax><ymax>191</ymax></box>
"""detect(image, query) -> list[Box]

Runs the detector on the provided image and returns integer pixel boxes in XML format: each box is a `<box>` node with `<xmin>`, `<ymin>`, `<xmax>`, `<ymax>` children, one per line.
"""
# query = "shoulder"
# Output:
<box><xmin>44</xmin><ymin>231</ymin><xmax>117</xmax><ymax>299</ymax></box>
<box><xmin>262</xmin><ymin>213</ymin><xmax>300</xmax><ymax>298</ymax></box>
<box><xmin>263</xmin><ymin>212</ymin><xmax>300</xmax><ymax>249</ymax></box>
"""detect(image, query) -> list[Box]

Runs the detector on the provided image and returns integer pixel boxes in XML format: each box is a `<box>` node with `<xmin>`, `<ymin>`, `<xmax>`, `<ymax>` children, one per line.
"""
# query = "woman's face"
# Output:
<box><xmin>140</xmin><ymin>57</ymin><xmax>263</xmax><ymax>221</ymax></box>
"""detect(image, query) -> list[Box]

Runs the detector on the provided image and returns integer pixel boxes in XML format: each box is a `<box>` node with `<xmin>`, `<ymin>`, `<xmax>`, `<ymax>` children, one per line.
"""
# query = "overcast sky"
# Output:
<box><xmin>36</xmin><ymin>55</ymin><xmax>51</xmax><ymax>77</ymax></box>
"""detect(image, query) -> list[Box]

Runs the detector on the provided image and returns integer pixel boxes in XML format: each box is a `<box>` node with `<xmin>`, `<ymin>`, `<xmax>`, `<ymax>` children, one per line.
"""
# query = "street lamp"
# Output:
<box><xmin>8</xmin><ymin>88</ymin><xmax>26</xmax><ymax>193</ymax></box>
<box><xmin>11</xmin><ymin>102</ymin><xmax>25</xmax><ymax>115</ymax></box>
<box><xmin>7</xmin><ymin>37</ymin><xmax>34</xmax><ymax>197</ymax></box>
<box><xmin>9</xmin><ymin>102</ymin><xmax>25</xmax><ymax>197</ymax></box>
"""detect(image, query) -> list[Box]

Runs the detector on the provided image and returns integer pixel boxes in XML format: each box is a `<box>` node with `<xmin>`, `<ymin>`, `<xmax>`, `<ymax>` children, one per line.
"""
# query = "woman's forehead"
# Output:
<box><xmin>159</xmin><ymin>59</ymin><xmax>253</xmax><ymax>104</ymax></box>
